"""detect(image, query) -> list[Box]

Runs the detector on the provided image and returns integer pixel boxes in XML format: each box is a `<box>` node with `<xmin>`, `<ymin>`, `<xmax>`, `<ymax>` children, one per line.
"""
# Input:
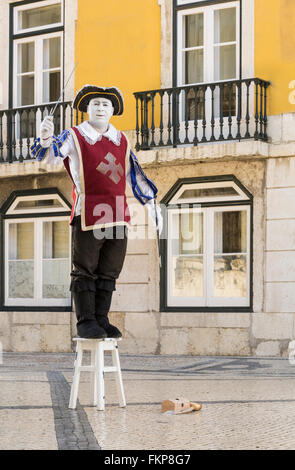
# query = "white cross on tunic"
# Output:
<box><xmin>96</xmin><ymin>152</ymin><xmax>124</xmax><ymax>184</ymax></box>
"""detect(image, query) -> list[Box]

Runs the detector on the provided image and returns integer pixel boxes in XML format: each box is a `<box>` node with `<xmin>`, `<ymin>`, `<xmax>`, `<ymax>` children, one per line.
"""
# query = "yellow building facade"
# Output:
<box><xmin>75</xmin><ymin>0</ymin><xmax>161</xmax><ymax>130</ymax></box>
<box><xmin>255</xmin><ymin>0</ymin><xmax>295</xmax><ymax>115</ymax></box>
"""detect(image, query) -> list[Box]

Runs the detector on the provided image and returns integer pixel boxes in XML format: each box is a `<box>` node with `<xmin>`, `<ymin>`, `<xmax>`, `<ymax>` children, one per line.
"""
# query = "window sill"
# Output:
<box><xmin>0</xmin><ymin>306</ymin><xmax>72</xmax><ymax>312</ymax></box>
<box><xmin>160</xmin><ymin>306</ymin><xmax>253</xmax><ymax>313</ymax></box>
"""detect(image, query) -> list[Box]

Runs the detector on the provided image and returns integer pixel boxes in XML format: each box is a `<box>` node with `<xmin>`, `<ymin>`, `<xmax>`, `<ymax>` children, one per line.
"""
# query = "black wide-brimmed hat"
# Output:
<box><xmin>72</xmin><ymin>85</ymin><xmax>124</xmax><ymax>115</ymax></box>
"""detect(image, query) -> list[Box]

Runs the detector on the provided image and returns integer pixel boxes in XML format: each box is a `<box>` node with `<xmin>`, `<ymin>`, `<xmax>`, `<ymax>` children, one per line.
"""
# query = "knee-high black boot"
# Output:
<box><xmin>95</xmin><ymin>280</ymin><xmax>122</xmax><ymax>338</ymax></box>
<box><xmin>72</xmin><ymin>290</ymin><xmax>107</xmax><ymax>339</ymax></box>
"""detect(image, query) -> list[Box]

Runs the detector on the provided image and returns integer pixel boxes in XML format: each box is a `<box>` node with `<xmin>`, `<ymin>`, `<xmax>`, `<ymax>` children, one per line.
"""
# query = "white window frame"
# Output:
<box><xmin>177</xmin><ymin>0</ymin><xmax>205</xmax><ymax>5</ymax></box>
<box><xmin>168</xmin><ymin>206</ymin><xmax>207</xmax><ymax>307</ymax></box>
<box><xmin>4</xmin><ymin>216</ymin><xmax>71</xmax><ymax>308</ymax></box>
<box><xmin>207</xmin><ymin>204</ymin><xmax>250</xmax><ymax>307</ymax></box>
<box><xmin>177</xmin><ymin>1</ymin><xmax>240</xmax><ymax>87</ymax></box>
<box><xmin>7</xmin><ymin>193</ymin><xmax>69</xmax><ymax>215</ymax></box>
<box><xmin>13</xmin><ymin>31</ymin><xmax>63</xmax><ymax>108</ymax></box>
<box><xmin>177</xmin><ymin>1</ymin><xmax>240</xmax><ymax>133</ymax></box>
<box><xmin>166</xmin><ymin>182</ymin><xmax>251</xmax><ymax>308</ymax></box>
<box><xmin>14</xmin><ymin>0</ymin><xmax>63</xmax><ymax>35</ymax></box>
<box><xmin>169</xmin><ymin>180</ymin><xmax>250</xmax><ymax>205</ymax></box>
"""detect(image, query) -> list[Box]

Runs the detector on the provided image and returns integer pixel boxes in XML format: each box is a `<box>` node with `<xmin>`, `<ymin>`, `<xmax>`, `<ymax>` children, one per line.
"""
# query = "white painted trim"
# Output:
<box><xmin>7</xmin><ymin>193</ymin><xmax>69</xmax><ymax>215</ymax></box>
<box><xmin>177</xmin><ymin>2</ymin><xmax>240</xmax><ymax>87</ymax></box>
<box><xmin>167</xmin><ymin>207</ymin><xmax>206</xmax><ymax>307</ymax></box>
<box><xmin>177</xmin><ymin>0</ymin><xmax>205</xmax><ymax>4</ymax></box>
<box><xmin>169</xmin><ymin>180</ymin><xmax>250</xmax><ymax>205</ymax></box>
<box><xmin>241</xmin><ymin>0</ymin><xmax>255</xmax><ymax>79</ymax></box>
<box><xmin>14</xmin><ymin>0</ymin><xmax>63</xmax><ymax>35</ymax></box>
<box><xmin>13</xmin><ymin>31</ymin><xmax>63</xmax><ymax>108</ymax></box>
<box><xmin>207</xmin><ymin>205</ymin><xmax>250</xmax><ymax>306</ymax></box>
<box><xmin>4</xmin><ymin>216</ymin><xmax>71</xmax><ymax>307</ymax></box>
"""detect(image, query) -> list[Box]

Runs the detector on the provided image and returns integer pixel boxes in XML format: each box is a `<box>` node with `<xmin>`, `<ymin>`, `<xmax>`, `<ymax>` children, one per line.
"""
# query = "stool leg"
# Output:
<box><xmin>96</xmin><ymin>342</ymin><xmax>105</xmax><ymax>411</ymax></box>
<box><xmin>90</xmin><ymin>348</ymin><xmax>97</xmax><ymax>406</ymax></box>
<box><xmin>112</xmin><ymin>343</ymin><xmax>126</xmax><ymax>408</ymax></box>
<box><xmin>69</xmin><ymin>343</ymin><xmax>83</xmax><ymax>409</ymax></box>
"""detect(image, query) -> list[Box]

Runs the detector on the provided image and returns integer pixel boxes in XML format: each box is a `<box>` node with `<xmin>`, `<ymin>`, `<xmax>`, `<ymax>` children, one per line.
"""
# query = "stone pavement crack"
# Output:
<box><xmin>47</xmin><ymin>371</ymin><xmax>101</xmax><ymax>450</ymax></box>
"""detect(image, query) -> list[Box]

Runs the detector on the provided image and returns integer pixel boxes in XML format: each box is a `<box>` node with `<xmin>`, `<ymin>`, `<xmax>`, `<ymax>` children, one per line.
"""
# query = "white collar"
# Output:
<box><xmin>76</xmin><ymin>121</ymin><xmax>121</xmax><ymax>146</ymax></box>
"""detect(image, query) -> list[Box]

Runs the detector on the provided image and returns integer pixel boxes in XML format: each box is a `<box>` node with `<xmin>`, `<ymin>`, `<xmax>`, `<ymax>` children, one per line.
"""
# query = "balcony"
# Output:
<box><xmin>0</xmin><ymin>102</ymin><xmax>84</xmax><ymax>164</ymax></box>
<box><xmin>133</xmin><ymin>78</ymin><xmax>270</xmax><ymax>151</ymax></box>
<box><xmin>0</xmin><ymin>77</ymin><xmax>270</xmax><ymax>165</ymax></box>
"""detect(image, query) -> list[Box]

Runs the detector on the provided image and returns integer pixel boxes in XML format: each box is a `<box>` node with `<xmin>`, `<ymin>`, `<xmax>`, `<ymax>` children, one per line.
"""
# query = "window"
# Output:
<box><xmin>176</xmin><ymin>1</ymin><xmax>240</xmax><ymax>124</ymax></box>
<box><xmin>2</xmin><ymin>190</ymin><xmax>71</xmax><ymax>309</ymax></box>
<box><xmin>14</xmin><ymin>1</ymin><xmax>62</xmax><ymax>34</ymax></box>
<box><xmin>161</xmin><ymin>177</ymin><xmax>252</xmax><ymax>311</ymax></box>
<box><xmin>177</xmin><ymin>2</ymin><xmax>239</xmax><ymax>86</ymax></box>
<box><xmin>12</xmin><ymin>1</ymin><xmax>63</xmax><ymax>108</ymax></box>
<box><xmin>14</xmin><ymin>33</ymin><xmax>62</xmax><ymax>107</ymax></box>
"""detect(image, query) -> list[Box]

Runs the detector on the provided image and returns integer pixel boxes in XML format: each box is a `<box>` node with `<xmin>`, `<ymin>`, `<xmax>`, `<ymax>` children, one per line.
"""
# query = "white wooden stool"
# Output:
<box><xmin>69</xmin><ymin>337</ymin><xmax>126</xmax><ymax>411</ymax></box>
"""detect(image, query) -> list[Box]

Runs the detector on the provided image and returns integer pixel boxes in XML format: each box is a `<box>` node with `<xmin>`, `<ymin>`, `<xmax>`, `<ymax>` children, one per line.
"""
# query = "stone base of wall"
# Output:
<box><xmin>1</xmin><ymin>311</ymin><xmax>294</xmax><ymax>356</ymax></box>
<box><xmin>0</xmin><ymin>312</ymin><xmax>73</xmax><ymax>353</ymax></box>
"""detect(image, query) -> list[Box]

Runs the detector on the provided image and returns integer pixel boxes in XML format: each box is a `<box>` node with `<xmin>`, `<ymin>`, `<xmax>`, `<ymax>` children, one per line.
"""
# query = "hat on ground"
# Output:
<box><xmin>72</xmin><ymin>85</ymin><xmax>124</xmax><ymax>115</ymax></box>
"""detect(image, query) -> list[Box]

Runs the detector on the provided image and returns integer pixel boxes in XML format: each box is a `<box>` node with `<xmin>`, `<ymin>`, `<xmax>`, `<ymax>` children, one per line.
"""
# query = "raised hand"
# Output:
<box><xmin>40</xmin><ymin>116</ymin><xmax>54</xmax><ymax>147</ymax></box>
<box><xmin>146</xmin><ymin>199</ymin><xmax>163</xmax><ymax>235</ymax></box>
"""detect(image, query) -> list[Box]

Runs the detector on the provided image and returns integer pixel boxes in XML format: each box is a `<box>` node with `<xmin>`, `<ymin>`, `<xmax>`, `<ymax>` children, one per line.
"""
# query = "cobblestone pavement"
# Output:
<box><xmin>0</xmin><ymin>352</ymin><xmax>295</xmax><ymax>450</ymax></box>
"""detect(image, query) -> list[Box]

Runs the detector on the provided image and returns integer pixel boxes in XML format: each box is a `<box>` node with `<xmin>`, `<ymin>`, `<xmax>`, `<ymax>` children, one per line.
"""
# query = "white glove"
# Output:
<box><xmin>146</xmin><ymin>199</ymin><xmax>163</xmax><ymax>235</ymax></box>
<box><xmin>40</xmin><ymin>116</ymin><xmax>54</xmax><ymax>147</ymax></box>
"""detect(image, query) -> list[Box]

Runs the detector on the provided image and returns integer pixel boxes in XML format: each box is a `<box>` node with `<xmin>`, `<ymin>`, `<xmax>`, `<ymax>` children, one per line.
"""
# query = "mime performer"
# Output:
<box><xmin>31</xmin><ymin>85</ymin><xmax>162</xmax><ymax>339</ymax></box>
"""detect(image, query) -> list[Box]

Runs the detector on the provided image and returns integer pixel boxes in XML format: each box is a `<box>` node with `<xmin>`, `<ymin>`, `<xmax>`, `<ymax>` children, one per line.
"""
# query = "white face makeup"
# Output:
<box><xmin>87</xmin><ymin>97</ymin><xmax>114</xmax><ymax>133</ymax></box>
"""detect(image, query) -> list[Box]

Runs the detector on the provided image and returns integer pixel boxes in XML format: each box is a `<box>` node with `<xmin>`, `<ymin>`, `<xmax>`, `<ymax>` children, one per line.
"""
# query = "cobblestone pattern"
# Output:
<box><xmin>47</xmin><ymin>371</ymin><xmax>100</xmax><ymax>450</ymax></box>
<box><xmin>1</xmin><ymin>353</ymin><xmax>295</xmax><ymax>450</ymax></box>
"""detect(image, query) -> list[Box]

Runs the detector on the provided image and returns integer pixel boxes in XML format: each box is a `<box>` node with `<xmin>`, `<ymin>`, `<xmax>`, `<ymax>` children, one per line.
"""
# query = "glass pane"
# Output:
<box><xmin>43</xmin><ymin>220</ymin><xmax>69</xmax><ymax>258</ymax></box>
<box><xmin>214</xmin><ymin>254</ymin><xmax>247</xmax><ymax>297</ymax></box>
<box><xmin>171</xmin><ymin>212</ymin><xmax>204</xmax><ymax>297</ymax></box>
<box><xmin>18</xmin><ymin>43</ymin><xmax>34</xmax><ymax>73</ymax></box>
<box><xmin>43</xmin><ymin>37</ymin><xmax>61</xmax><ymax>69</ymax></box>
<box><xmin>8</xmin><ymin>223</ymin><xmax>34</xmax><ymax>299</ymax></box>
<box><xmin>179</xmin><ymin>212</ymin><xmax>203</xmax><ymax>254</ymax></box>
<box><xmin>214</xmin><ymin>44</ymin><xmax>236</xmax><ymax>81</ymax></box>
<box><xmin>8</xmin><ymin>223</ymin><xmax>34</xmax><ymax>260</ymax></box>
<box><xmin>43</xmin><ymin>259</ymin><xmax>70</xmax><ymax>298</ymax></box>
<box><xmin>15</xmin><ymin>199</ymin><xmax>63</xmax><ymax>211</ymax></box>
<box><xmin>185</xmin><ymin>13</ymin><xmax>203</xmax><ymax>47</ymax></box>
<box><xmin>19</xmin><ymin>109</ymin><xmax>37</xmax><ymax>140</ymax></box>
<box><xmin>43</xmin><ymin>71</ymin><xmax>60</xmax><ymax>102</ymax></box>
<box><xmin>221</xmin><ymin>83</ymin><xmax>236</xmax><ymax>117</ymax></box>
<box><xmin>214</xmin><ymin>211</ymin><xmax>247</xmax><ymax>254</ymax></box>
<box><xmin>172</xmin><ymin>256</ymin><xmax>203</xmax><ymax>297</ymax></box>
<box><xmin>19</xmin><ymin>4</ymin><xmax>61</xmax><ymax>30</ymax></box>
<box><xmin>214</xmin><ymin>7</ymin><xmax>236</xmax><ymax>43</ymax></box>
<box><xmin>185</xmin><ymin>49</ymin><xmax>203</xmax><ymax>84</ymax></box>
<box><xmin>18</xmin><ymin>75</ymin><xmax>34</xmax><ymax>106</ymax></box>
<box><xmin>179</xmin><ymin>186</ymin><xmax>238</xmax><ymax>201</ymax></box>
<box><xmin>186</xmin><ymin>87</ymin><xmax>204</xmax><ymax>121</ymax></box>
<box><xmin>43</xmin><ymin>221</ymin><xmax>70</xmax><ymax>299</ymax></box>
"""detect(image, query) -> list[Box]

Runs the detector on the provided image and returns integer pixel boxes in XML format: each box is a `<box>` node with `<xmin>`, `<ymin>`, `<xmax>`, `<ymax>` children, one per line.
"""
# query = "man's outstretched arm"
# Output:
<box><xmin>30</xmin><ymin>116</ymin><xmax>70</xmax><ymax>162</ymax></box>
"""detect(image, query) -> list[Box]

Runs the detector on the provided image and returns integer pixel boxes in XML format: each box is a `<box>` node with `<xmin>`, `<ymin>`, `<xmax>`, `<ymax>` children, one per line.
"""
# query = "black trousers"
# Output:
<box><xmin>70</xmin><ymin>216</ymin><xmax>128</xmax><ymax>293</ymax></box>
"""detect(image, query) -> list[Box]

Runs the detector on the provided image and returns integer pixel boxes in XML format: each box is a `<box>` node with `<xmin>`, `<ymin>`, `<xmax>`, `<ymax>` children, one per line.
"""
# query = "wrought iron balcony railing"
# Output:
<box><xmin>133</xmin><ymin>78</ymin><xmax>270</xmax><ymax>151</ymax></box>
<box><xmin>0</xmin><ymin>101</ymin><xmax>85</xmax><ymax>164</ymax></box>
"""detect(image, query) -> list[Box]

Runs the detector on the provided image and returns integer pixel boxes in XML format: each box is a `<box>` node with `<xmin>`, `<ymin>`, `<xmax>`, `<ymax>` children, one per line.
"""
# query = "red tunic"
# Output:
<box><xmin>63</xmin><ymin>126</ymin><xmax>131</xmax><ymax>231</ymax></box>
